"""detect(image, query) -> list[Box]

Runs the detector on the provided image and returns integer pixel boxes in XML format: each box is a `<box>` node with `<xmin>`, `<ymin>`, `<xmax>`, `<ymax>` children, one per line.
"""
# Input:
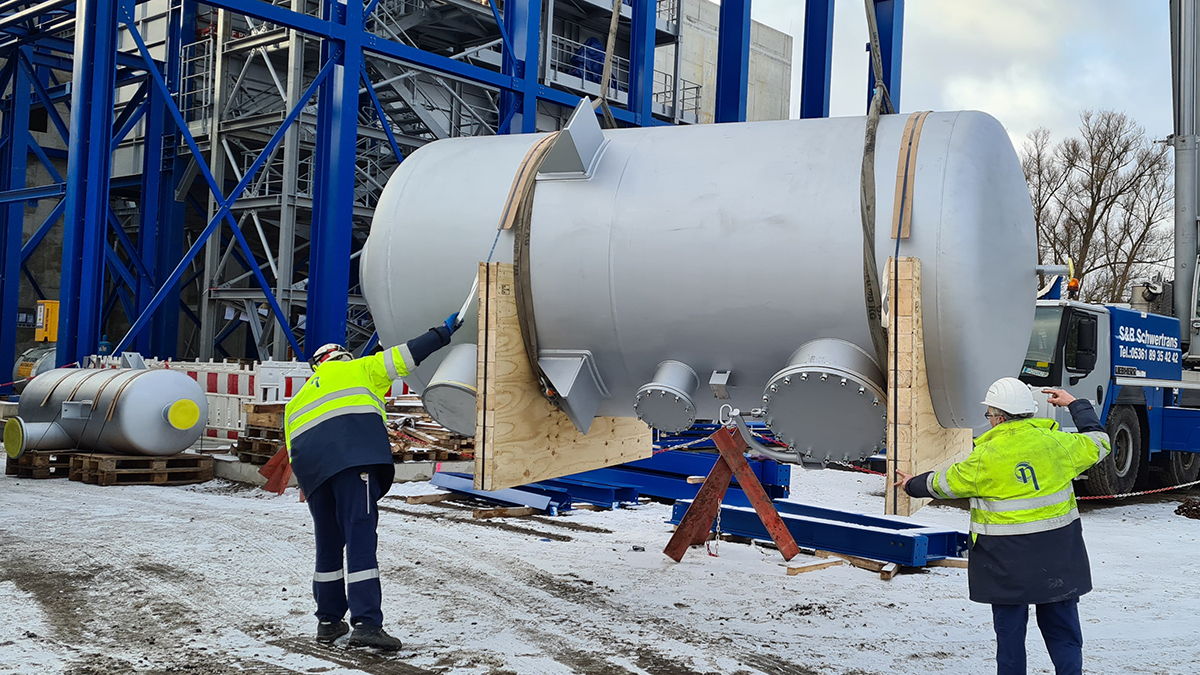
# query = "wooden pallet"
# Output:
<box><xmin>243</xmin><ymin>425</ymin><xmax>284</xmax><ymax>441</ymax></box>
<box><xmin>243</xmin><ymin>402</ymin><xmax>285</xmax><ymax>430</ymax></box>
<box><xmin>237</xmin><ymin>436</ymin><xmax>282</xmax><ymax>454</ymax></box>
<box><xmin>69</xmin><ymin>453</ymin><xmax>214</xmax><ymax>486</ymax></box>
<box><xmin>5</xmin><ymin>450</ymin><xmax>77</xmax><ymax>479</ymax></box>
<box><xmin>237</xmin><ymin>449</ymin><xmax>278</xmax><ymax>465</ymax></box>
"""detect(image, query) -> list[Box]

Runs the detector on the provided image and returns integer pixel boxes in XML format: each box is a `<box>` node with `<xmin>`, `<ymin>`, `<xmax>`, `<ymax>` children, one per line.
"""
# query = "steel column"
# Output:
<box><xmin>628</xmin><ymin>0</ymin><xmax>657</xmax><ymax>125</ymax></box>
<box><xmin>306</xmin><ymin>0</ymin><xmax>365</xmax><ymax>353</ymax></box>
<box><xmin>0</xmin><ymin>50</ymin><xmax>28</xmax><ymax>392</ymax></box>
<box><xmin>714</xmin><ymin>0</ymin><xmax>751</xmax><ymax>123</ymax></box>
<box><xmin>799</xmin><ymin>0</ymin><xmax>834</xmax><ymax>119</ymax></box>
<box><xmin>57</xmin><ymin>0</ymin><xmax>119</xmax><ymax>366</ymax></box>
<box><xmin>500</xmin><ymin>0</ymin><xmax>540</xmax><ymax>133</ymax></box>
<box><xmin>869</xmin><ymin>0</ymin><xmax>904</xmax><ymax>111</ymax></box>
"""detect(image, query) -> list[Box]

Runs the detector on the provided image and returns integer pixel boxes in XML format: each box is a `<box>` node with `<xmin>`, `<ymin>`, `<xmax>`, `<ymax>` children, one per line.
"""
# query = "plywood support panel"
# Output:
<box><xmin>474</xmin><ymin>263</ymin><xmax>652</xmax><ymax>491</ymax></box>
<box><xmin>884</xmin><ymin>258</ymin><xmax>973</xmax><ymax>516</ymax></box>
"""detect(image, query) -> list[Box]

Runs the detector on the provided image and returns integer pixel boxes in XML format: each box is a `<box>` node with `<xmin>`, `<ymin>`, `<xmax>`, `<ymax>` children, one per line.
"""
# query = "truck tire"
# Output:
<box><xmin>1163</xmin><ymin>451</ymin><xmax>1200</xmax><ymax>487</ymax></box>
<box><xmin>1077</xmin><ymin>406</ymin><xmax>1142</xmax><ymax>497</ymax></box>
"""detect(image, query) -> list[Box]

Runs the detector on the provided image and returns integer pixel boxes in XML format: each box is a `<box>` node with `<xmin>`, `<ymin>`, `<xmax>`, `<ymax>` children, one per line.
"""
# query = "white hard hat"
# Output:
<box><xmin>981</xmin><ymin>377</ymin><xmax>1039</xmax><ymax>416</ymax></box>
<box><xmin>310</xmin><ymin>343</ymin><xmax>353</xmax><ymax>368</ymax></box>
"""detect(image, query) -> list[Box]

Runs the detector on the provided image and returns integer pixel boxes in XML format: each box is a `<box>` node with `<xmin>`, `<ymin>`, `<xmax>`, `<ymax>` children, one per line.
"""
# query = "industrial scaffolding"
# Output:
<box><xmin>0</xmin><ymin>0</ymin><xmax>903</xmax><ymax>391</ymax></box>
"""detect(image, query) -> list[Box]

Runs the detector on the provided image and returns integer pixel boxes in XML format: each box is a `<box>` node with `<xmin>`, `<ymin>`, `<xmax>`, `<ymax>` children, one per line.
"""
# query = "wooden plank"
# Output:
<box><xmin>472</xmin><ymin>506</ymin><xmax>539</xmax><ymax>519</ymax></box>
<box><xmin>474</xmin><ymin>263</ymin><xmax>651</xmax><ymax>491</ymax></box>
<box><xmin>786</xmin><ymin>559</ymin><xmax>844</xmax><ymax>576</ymax></box>
<box><xmin>406</xmin><ymin>492</ymin><xmax>454</xmax><ymax>505</ymax></box>
<box><xmin>814</xmin><ymin>550</ymin><xmax>888</xmax><ymax>573</ymax></box>
<box><xmin>246</xmin><ymin>412</ymin><xmax>283</xmax><ymax>429</ymax></box>
<box><xmin>879</xmin><ymin>562</ymin><xmax>900</xmax><ymax>580</ymax></box>
<box><xmin>885</xmin><ymin>257</ymin><xmax>973</xmax><ymax>516</ymax></box>
<box><xmin>926</xmin><ymin>557</ymin><xmax>969</xmax><ymax>569</ymax></box>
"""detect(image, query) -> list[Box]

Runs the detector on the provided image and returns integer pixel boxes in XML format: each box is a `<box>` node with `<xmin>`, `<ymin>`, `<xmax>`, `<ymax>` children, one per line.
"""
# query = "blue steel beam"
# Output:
<box><xmin>714</xmin><ymin>0</ymin><xmax>751</xmax><ymax>123</ymax></box>
<box><xmin>17</xmin><ymin>49</ymin><xmax>68</xmax><ymax>141</ymax></box>
<box><xmin>57</xmin><ymin>0</ymin><xmax>117</xmax><ymax>366</ymax></box>
<box><xmin>570</xmin><ymin>467</ymin><xmax>773</xmax><ymax>509</ymax></box>
<box><xmin>669</xmin><ymin>499</ymin><xmax>968</xmax><ymax>566</ymax></box>
<box><xmin>628</xmin><ymin>0</ymin><xmax>656</xmax><ymax>125</ymax></box>
<box><xmin>799</xmin><ymin>0</ymin><xmax>834</xmax><ymax>119</ymax></box>
<box><xmin>869</xmin><ymin>0</ymin><xmax>903</xmax><ymax>111</ymax></box>
<box><xmin>305</xmin><ymin>0</ymin><xmax>364</xmax><ymax>351</ymax></box>
<box><xmin>359</xmin><ymin>66</ymin><xmax>403</xmax><ymax>163</ymax></box>
<box><xmin>19</xmin><ymin>197</ymin><xmax>64</xmax><ymax>262</ymax></box>
<box><xmin>0</xmin><ymin>47</ymin><xmax>29</xmax><ymax>393</ymax></box>
<box><xmin>0</xmin><ymin>181</ymin><xmax>64</xmax><ymax>203</ymax></box>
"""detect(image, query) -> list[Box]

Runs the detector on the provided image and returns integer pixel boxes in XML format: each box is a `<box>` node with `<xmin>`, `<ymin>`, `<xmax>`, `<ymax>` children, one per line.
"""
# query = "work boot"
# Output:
<box><xmin>316</xmin><ymin>619</ymin><xmax>349</xmax><ymax>644</ymax></box>
<box><xmin>347</xmin><ymin>624</ymin><xmax>403</xmax><ymax>651</ymax></box>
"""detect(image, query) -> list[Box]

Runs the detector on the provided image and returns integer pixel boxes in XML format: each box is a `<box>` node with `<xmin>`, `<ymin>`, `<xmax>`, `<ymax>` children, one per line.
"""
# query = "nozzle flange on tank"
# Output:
<box><xmin>634</xmin><ymin>361</ymin><xmax>700</xmax><ymax>433</ymax></box>
<box><xmin>761</xmin><ymin>339</ymin><xmax>887</xmax><ymax>466</ymax></box>
<box><xmin>421</xmin><ymin>343</ymin><xmax>478</xmax><ymax>436</ymax></box>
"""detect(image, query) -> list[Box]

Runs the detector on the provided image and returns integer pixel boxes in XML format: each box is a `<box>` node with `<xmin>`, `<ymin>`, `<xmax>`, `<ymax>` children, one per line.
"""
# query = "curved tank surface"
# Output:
<box><xmin>11</xmin><ymin>345</ymin><xmax>56</xmax><ymax>392</ymax></box>
<box><xmin>361</xmin><ymin>111</ymin><xmax>1037</xmax><ymax>457</ymax></box>
<box><xmin>4</xmin><ymin>367</ymin><xmax>208</xmax><ymax>458</ymax></box>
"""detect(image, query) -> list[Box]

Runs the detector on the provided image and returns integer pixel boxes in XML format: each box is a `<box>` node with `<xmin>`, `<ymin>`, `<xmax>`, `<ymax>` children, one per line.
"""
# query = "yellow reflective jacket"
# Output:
<box><xmin>925</xmin><ymin>413</ymin><xmax>1110</xmax><ymax>536</ymax></box>
<box><xmin>907</xmin><ymin>399</ymin><xmax>1111</xmax><ymax>604</ymax></box>
<box><xmin>284</xmin><ymin>344</ymin><xmax>413</xmax><ymax>492</ymax></box>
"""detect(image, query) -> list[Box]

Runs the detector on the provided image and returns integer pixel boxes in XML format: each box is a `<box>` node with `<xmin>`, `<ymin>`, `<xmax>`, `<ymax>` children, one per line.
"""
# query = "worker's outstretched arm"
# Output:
<box><xmin>362</xmin><ymin>313</ymin><xmax>460</xmax><ymax>391</ymax></box>
<box><xmin>900</xmin><ymin>448</ymin><xmax>983</xmax><ymax>501</ymax></box>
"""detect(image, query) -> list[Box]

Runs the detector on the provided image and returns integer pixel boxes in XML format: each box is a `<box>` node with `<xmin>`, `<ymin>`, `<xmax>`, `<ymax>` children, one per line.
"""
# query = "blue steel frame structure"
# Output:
<box><xmin>798</xmin><ymin>0</ymin><xmax>904</xmax><ymax>119</ymax></box>
<box><xmin>0</xmin><ymin>0</ymin><xmax>903</xmax><ymax>392</ymax></box>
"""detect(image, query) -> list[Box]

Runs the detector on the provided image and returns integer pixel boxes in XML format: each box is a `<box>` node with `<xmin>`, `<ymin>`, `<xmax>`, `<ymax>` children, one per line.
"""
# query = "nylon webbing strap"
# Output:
<box><xmin>890</xmin><ymin>111</ymin><xmax>931</xmax><ymax>239</ymax></box>
<box><xmin>500</xmin><ymin>132</ymin><xmax>565</xmax><ymax>407</ymax></box>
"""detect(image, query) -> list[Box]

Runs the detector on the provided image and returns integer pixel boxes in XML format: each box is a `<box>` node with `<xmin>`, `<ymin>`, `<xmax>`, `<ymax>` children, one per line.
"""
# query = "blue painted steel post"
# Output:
<box><xmin>868</xmin><ymin>0</ymin><xmax>904</xmax><ymax>111</ymax></box>
<box><xmin>307</xmin><ymin>0</ymin><xmax>364</xmax><ymax>354</ymax></box>
<box><xmin>500</xmin><ymin>0</ymin><xmax>540</xmax><ymax>133</ymax></box>
<box><xmin>799</xmin><ymin>0</ymin><xmax>834</xmax><ymax>119</ymax></box>
<box><xmin>148</xmin><ymin>0</ymin><xmax>196</xmax><ymax>358</ymax></box>
<box><xmin>58</xmin><ymin>0</ymin><xmax>120</xmax><ymax>365</ymax></box>
<box><xmin>714</xmin><ymin>0</ymin><xmax>751</xmax><ymax>123</ymax></box>
<box><xmin>0</xmin><ymin>50</ymin><xmax>30</xmax><ymax>392</ymax></box>
<box><xmin>136</xmin><ymin>75</ymin><xmax>166</xmax><ymax>355</ymax></box>
<box><xmin>628</xmin><ymin>0</ymin><xmax>657</xmax><ymax>125</ymax></box>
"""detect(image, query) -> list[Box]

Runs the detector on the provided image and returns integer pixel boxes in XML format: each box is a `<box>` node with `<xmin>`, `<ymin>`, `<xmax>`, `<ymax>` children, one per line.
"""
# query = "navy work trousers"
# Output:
<box><xmin>306</xmin><ymin>466</ymin><xmax>384</xmax><ymax>627</ymax></box>
<box><xmin>992</xmin><ymin>600</ymin><xmax>1083</xmax><ymax>675</ymax></box>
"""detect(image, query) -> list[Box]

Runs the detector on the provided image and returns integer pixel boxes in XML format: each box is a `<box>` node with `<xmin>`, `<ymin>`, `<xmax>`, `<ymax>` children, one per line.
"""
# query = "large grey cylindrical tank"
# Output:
<box><xmin>4</xmin><ymin>368</ymin><xmax>208</xmax><ymax>458</ymax></box>
<box><xmin>362</xmin><ymin>111</ymin><xmax>1037</xmax><ymax>457</ymax></box>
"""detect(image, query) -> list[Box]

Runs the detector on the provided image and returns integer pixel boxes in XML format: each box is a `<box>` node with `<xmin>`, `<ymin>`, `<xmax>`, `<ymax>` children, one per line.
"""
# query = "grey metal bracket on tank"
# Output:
<box><xmin>761</xmin><ymin>339</ymin><xmax>887</xmax><ymax>466</ymax></box>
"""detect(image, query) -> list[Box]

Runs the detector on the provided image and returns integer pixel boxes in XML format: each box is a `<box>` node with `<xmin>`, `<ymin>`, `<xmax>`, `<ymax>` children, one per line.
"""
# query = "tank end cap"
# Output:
<box><xmin>165</xmin><ymin>399</ymin><xmax>202</xmax><ymax>430</ymax></box>
<box><xmin>4</xmin><ymin>417</ymin><xmax>26</xmax><ymax>459</ymax></box>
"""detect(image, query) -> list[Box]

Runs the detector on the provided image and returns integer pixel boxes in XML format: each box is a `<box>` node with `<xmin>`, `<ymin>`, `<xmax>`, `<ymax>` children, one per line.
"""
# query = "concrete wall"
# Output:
<box><xmin>672</xmin><ymin>0</ymin><xmax>792</xmax><ymax>123</ymax></box>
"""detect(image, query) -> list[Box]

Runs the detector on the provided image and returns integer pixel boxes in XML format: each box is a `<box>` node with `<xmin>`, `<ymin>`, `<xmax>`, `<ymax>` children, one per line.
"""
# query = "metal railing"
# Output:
<box><xmin>657</xmin><ymin>0</ymin><xmax>679</xmax><ymax>21</ymax></box>
<box><xmin>547</xmin><ymin>34</ymin><xmax>629</xmax><ymax>100</ymax></box>
<box><xmin>652</xmin><ymin>70</ymin><xmax>701</xmax><ymax>121</ymax></box>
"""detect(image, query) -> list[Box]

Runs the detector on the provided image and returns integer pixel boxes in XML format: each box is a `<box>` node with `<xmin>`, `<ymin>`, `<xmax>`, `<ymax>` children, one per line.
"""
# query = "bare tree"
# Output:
<box><xmin>1020</xmin><ymin>110</ymin><xmax>1173</xmax><ymax>303</ymax></box>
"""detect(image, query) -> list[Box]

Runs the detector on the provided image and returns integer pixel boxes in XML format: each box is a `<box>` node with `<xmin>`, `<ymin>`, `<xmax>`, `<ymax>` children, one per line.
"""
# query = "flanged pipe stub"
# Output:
<box><xmin>633</xmin><ymin>360</ymin><xmax>700</xmax><ymax>433</ymax></box>
<box><xmin>761</xmin><ymin>339</ymin><xmax>887</xmax><ymax>464</ymax></box>
<box><xmin>421</xmin><ymin>343</ymin><xmax>478</xmax><ymax>437</ymax></box>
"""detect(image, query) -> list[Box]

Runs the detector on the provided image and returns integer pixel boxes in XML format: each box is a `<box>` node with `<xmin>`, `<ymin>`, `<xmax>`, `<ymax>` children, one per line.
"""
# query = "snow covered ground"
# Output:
<box><xmin>0</xmin><ymin>455</ymin><xmax>1197</xmax><ymax>675</ymax></box>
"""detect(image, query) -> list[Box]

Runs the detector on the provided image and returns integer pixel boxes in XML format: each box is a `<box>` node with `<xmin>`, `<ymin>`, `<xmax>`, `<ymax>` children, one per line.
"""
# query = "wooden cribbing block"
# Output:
<box><xmin>664</xmin><ymin>426</ymin><xmax>800</xmax><ymax>562</ymax></box>
<box><xmin>406</xmin><ymin>492</ymin><xmax>454</xmax><ymax>505</ymax></box>
<box><xmin>474</xmin><ymin>262</ymin><xmax>651</xmax><ymax>491</ymax></box>
<box><xmin>927</xmin><ymin>558</ymin><xmax>969</xmax><ymax>569</ymax></box>
<box><xmin>884</xmin><ymin>257</ymin><xmax>973</xmax><ymax>516</ymax></box>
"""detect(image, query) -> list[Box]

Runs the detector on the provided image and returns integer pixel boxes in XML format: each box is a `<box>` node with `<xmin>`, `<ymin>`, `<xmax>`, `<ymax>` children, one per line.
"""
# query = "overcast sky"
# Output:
<box><xmin>749</xmin><ymin>1</ymin><xmax>1174</xmax><ymax>148</ymax></box>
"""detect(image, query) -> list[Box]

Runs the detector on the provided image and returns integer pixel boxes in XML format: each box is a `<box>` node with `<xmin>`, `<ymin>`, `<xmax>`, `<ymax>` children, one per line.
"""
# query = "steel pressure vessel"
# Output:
<box><xmin>4</xmin><ymin>367</ymin><xmax>208</xmax><ymax>457</ymax></box>
<box><xmin>362</xmin><ymin>111</ymin><xmax>1037</xmax><ymax>452</ymax></box>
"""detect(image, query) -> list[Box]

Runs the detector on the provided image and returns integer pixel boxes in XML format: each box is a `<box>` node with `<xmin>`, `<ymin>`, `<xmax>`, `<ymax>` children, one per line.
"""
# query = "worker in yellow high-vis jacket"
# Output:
<box><xmin>895</xmin><ymin>377</ymin><xmax>1110</xmax><ymax>675</ymax></box>
<box><xmin>285</xmin><ymin>312</ymin><xmax>460</xmax><ymax>651</ymax></box>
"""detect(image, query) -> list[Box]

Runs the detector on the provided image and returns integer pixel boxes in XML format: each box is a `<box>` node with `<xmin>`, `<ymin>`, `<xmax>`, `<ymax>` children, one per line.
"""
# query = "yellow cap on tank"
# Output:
<box><xmin>4</xmin><ymin>418</ymin><xmax>25</xmax><ymax>459</ymax></box>
<box><xmin>165</xmin><ymin>399</ymin><xmax>201</xmax><ymax>430</ymax></box>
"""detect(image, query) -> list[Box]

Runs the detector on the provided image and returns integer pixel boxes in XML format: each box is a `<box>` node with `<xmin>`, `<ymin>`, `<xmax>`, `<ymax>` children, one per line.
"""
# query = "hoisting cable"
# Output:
<box><xmin>591</xmin><ymin>0</ymin><xmax>622</xmax><ymax>129</ymax></box>
<box><xmin>858</xmin><ymin>0</ymin><xmax>896</xmax><ymax>511</ymax></box>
